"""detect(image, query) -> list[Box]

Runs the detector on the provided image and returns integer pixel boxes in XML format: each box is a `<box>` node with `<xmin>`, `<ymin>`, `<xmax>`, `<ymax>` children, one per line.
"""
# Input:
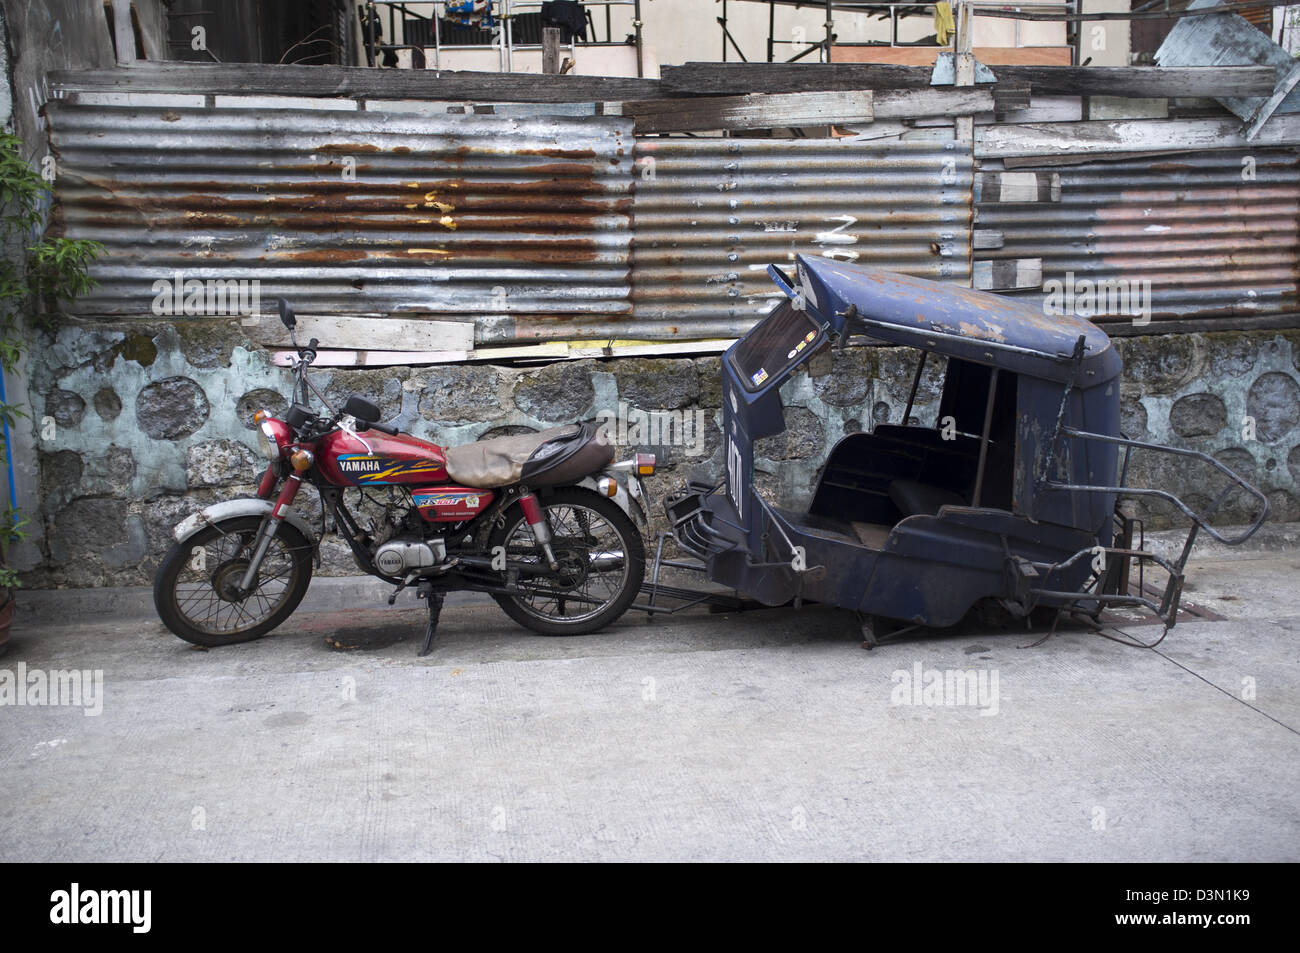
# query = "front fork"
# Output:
<box><xmin>236</xmin><ymin>466</ymin><xmax>303</xmax><ymax>594</ymax></box>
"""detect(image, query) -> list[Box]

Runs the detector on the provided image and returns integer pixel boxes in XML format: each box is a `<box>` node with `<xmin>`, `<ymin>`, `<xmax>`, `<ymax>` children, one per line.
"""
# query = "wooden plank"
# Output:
<box><xmin>271</xmin><ymin>338</ymin><xmax>732</xmax><ymax>367</ymax></box>
<box><xmin>992</xmin><ymin>65</ymin><xmax>1277</xmax><ymax>98</ymax></box>
<box><xmin>661</xmin><ymin>62</ymin><xmax>936</xmax><ymax>95</ymax></box>
<box><xmin>272</xmin><ymin>349</ymin><xmax>470</xmax><ymax>367</ymax></box>
<box><xmin>247</xmin><ymin>313</ymin><xmax>475</xmax><ymax>352</ymax></box>
<box><xmin>50</xmin><ymin>63</ymin><xmax>663</xmax><ymax>104</ymax></box>
<box><xmin>976</xmin><ymin>113</ymin><xmax>1300</xmax><ymax>158</ymax></box>
<box><xmin>660</xmin><ymin>63</ymin><xmax>1277</xmax><ymax>100</ymax></box>
<box><xmin>542</xmin><ymin>28</ymin><xmax>562</xmax><ymax>75</ymax></box>
<box><xmin>872</xmin><ymin>87</ymin><xmax>993</xmax><ymax>118</ymax></box>
<box><xmin>624</xmin><ymin>91</ymin><xmax>872</xmax><ymax>133</ymax></box>
<box><xmin>565</xmin><ymin>339</ymin><xmax>736</xmax><ymax>359</ymax></box>
<box><xmin>992</xmin><ymin>83</ymin><xmax>1033</xmax><ymax>112</ymax></box>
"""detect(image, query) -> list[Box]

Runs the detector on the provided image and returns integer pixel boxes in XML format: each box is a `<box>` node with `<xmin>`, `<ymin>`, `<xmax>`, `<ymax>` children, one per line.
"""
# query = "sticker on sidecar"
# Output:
<box><xmin>336</xmin><ymin>454</ymin><xmax>441</xmax><ymax>484</ymax></box>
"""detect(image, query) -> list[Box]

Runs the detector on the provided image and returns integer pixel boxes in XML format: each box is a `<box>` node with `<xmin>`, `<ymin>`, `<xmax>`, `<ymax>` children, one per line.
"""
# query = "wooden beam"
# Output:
<box><xmin>872</xmin><ymin>86</ymin><xmax>994</xmax><ymax>118</ymax></box>
<box><xmin>50</xmin><ymin>63</ymin><xmax>662</xmax><ymax>104</ymax></box>
<box><xmin>246</xmin><ymin>313</ymin><xmax>475</xmax><ymax>352</ymax></box>
<box><xmin>991</xmin><ymin>65</ymin><xmax>1277</xmax><ymax>98</ymax></box>
<box><xmin>976</xmin><ymin>113</ymin><xmax>1300</xmax><ymax>157</ymax></box>
<box><xmin>625</xmin><ymin>91</ymin><xmax>873</xmax><ymax>133</ymax></box>
<box><xmin>661</xmin><ymin>62</ymin><xmax>937</xmax><ymax>95</ymax></box>
<box><xmin>660</xmin><ymin>62</ymin><xmax>1277</xmax><ymax>100</ymax></box>
<box><xmin>542</xmin><ymin>28</ymin><xmax>562</xmax><ymax>75</ymax></box>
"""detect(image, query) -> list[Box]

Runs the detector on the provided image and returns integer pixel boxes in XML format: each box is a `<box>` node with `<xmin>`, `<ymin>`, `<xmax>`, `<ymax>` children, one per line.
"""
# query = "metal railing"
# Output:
<box><xmin>360</xmin><ymin>1</ymin><xmax>644</xmax><ymax>74</ymax></box>
<box><xmin>718</xmin><ymin>0</ymin><xmax>1077</xmax><ymax>63</ymax></box>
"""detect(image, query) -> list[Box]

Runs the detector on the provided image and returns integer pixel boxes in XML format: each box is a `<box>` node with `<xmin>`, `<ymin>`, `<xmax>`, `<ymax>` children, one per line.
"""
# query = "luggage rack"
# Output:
<box><xmin>1024</xmin><ymin>351</ymin><xmax>1269</xmax><ymax>632</ymax></box>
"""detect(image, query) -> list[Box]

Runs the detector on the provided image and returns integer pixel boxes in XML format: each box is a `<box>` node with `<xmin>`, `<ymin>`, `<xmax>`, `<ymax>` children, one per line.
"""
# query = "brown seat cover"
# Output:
<box><xmin>443</xmin><ymin>425</ymin><xmax>580</xmax><ymax>489</ymax></box>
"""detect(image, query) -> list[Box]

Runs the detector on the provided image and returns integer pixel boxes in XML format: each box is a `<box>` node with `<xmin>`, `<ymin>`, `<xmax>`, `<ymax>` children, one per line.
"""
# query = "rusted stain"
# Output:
<box><xmin>278</xmin><ymin>248</ymin><xmax>368</xmax><ymax>263</ymax></box>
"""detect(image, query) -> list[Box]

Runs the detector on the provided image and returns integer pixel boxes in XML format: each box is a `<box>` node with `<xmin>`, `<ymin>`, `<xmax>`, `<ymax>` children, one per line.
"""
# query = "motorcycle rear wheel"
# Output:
<box><xmin>154</xmin><ymin>516</ymin><xmax>314</xmax><ymax>647</ymax></box>
<box><xmin>488</xmin><ymin>487</ymin><xmax>645</xmax><ymax>636</ymax></box>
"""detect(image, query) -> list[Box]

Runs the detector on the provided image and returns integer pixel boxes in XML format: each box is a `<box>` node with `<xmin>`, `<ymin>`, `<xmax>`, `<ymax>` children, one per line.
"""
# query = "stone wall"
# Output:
<box><xmin>18</xmin><ymin>319</ymin><xmax>1300</xmax><ymax>588</ymax></box>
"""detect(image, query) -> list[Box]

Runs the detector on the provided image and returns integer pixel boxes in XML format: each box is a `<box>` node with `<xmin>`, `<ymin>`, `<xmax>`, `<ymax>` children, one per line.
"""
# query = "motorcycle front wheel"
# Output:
<box><xmin>488</xmin><ymin>487</ymin><xmax>645</xmax><ymax>636</ymax></box>
<box><xmin>154</xmin><ymin>516</ymin><xmax>314</xmax><ymax>647</ymax></box>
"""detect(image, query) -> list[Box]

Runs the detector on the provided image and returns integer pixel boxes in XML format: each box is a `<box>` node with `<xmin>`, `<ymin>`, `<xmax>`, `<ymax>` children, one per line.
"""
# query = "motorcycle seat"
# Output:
<box><xmin>444</xmin><ymin>423</ymin><xmax>613</xmax><ymax>489</ymax></box>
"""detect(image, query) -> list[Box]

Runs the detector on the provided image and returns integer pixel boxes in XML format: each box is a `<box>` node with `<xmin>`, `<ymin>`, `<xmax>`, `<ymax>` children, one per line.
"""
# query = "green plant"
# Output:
<box><xmin>0</xmin><ymin>132</ymin><xmax>103</xmax><ymax>596</ymax></box>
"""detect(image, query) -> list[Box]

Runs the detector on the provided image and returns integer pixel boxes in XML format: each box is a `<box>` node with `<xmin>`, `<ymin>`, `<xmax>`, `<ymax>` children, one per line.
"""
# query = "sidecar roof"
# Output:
<box><xmin>791</xmin><ymin>255</ymin><xmax>1121</xmax><ymax>387</ymax></box>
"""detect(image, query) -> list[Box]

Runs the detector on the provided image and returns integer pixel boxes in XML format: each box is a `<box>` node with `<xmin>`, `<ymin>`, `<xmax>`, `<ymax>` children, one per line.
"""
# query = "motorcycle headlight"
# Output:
<box><xmin>257</xmin><ymin>420</ymin><xmax>280</xmax><ymax>461</ymax></box>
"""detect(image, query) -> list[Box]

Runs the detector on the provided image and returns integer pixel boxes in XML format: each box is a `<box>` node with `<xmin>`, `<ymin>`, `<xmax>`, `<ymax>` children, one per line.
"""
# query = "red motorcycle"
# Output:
<box><xmin>154</xmin><ymin>300</ymin><xmax>653</xmax><ymax>653</ymax></box>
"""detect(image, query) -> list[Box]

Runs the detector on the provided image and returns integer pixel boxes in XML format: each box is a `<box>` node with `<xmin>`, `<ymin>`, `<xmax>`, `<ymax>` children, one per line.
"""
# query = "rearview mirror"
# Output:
<box><xmin>277</xmin><ymin>298</ymin><xmax>296</xmax><ymax>330</ymax></box>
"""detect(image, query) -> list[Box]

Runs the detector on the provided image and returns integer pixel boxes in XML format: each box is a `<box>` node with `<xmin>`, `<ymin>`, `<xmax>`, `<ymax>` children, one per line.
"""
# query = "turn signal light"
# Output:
<box><xmin>290</xmin><ymin>449</ymin><xmax>315</xmax><ymax>472</ymax></box>
<box><xmin>253</xmin><ymin>409</ymin><xmax>270</xmax><ymax>425</ymax></box>
<box><xmin>597</xmin><ymin>476</ymin><xmax>618</xmax><ymax>497</ymax></box>
<box><xmin>635</xmin><ymin>453</ymin><xmax>656</xmax><ymax>476</ymax></box>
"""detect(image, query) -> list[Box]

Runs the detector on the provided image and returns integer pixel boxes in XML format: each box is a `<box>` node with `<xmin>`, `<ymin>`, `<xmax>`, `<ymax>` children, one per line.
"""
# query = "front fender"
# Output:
<box><xmin>173</xmin><ymin>498</ymin><xmax>316</xmax><ymax>546</ymax></box>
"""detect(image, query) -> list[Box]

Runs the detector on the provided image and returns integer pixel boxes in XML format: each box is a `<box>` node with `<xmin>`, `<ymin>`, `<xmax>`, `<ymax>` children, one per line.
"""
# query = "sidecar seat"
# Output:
<box><xmin>888</xmin><ymin>479</ymin><xmax>966</xmax><ymax>518</ymax></box>
<box><xmin>444</xmin><ymin>423</ymin><xmax>613</xmax><ymax>489</ymax></box>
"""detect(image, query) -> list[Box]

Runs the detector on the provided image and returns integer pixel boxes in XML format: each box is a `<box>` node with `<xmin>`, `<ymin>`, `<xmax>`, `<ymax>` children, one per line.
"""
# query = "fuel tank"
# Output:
<box><xmin>317</xmin><ymin>429</ymin><xmax>448</xmax><ymax>486</ymax></box>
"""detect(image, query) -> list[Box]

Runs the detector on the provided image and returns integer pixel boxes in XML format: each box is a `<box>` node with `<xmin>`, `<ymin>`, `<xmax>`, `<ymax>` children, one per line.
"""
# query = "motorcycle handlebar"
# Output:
<box><xmin>364</xmin><ymin>420</ymin><xmax>400</xmax><ymax>436</ymax></box>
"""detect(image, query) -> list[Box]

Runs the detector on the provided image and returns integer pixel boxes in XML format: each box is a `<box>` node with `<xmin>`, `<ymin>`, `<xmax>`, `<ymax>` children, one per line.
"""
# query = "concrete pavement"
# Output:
<box><xmin>1</xmin><ymin>549</ymin><xmax>1297</xmax><ymax>862</ymax></box>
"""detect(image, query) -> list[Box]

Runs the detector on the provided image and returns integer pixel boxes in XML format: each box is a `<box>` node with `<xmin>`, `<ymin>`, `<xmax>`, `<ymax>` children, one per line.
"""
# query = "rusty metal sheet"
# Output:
<box><xmin>46</xmin><ymin>101</ymin><xmax>634</xmax><ymax>342</ymax></box>
<box><xmin>627</xmin><ymin>137</ymin><xmax>974</xmax><ymax>339</ymax></box>
<box><xmin>974</xmin><ymin>148</ymin><xmax>1300</xmax><ymax>323</ymax></box>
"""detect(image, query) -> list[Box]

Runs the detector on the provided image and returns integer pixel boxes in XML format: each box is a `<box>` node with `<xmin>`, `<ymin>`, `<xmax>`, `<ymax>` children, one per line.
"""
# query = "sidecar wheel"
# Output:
<box><xmin>154</xmin><ymin>516</ymin><xmax>314</xmax><ymax>647</ymax></box>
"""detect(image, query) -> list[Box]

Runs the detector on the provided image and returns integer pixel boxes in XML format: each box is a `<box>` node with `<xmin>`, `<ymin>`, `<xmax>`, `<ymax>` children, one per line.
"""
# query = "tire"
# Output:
<box><xmin>154</xmin><ymin>515</ymin><xmax>314</xmax><ymax>647</ymax></box>
<box><xmin>488</xmin><ymin>487</ymin><xmax>645</xmax><ymax>636</ymax></box>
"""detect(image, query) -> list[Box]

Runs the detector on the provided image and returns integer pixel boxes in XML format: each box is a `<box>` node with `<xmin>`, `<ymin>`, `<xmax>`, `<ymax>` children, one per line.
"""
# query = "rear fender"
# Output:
<box><xmin>173</xmin><ymin>498</ymin><xmax>316</xmax><ymax>547</ymax></box>
<box><xmin>576</xmin><ymin>474</ymin><xmax>649</xmax><ymax>529</ymax></box>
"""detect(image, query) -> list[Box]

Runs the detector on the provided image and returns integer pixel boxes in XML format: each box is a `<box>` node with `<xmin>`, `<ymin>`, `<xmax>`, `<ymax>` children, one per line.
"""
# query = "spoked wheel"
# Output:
<box><xmin>489</xmin><ymin>487</ymin><xmax>645</xmax><ymax>636</ymax></box>
<box><xmin>154</xmin><ymin>516</ymin><xmax>314</xmax><ymax>647</ymax></box>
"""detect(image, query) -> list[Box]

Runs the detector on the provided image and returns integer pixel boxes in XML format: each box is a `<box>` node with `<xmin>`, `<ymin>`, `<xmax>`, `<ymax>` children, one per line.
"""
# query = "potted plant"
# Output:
<box><xmin>0</xmin><ymin>132</ymin><xmax>102</xmax><ymax>653</ymax></box>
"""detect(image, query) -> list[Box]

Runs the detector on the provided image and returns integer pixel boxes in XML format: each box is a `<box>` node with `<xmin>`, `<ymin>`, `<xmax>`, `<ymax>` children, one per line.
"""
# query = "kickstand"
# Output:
<box><xmin>417</xmin><ymin>581</ymin><xmax>444</xmax><ymax>657</ymax></box>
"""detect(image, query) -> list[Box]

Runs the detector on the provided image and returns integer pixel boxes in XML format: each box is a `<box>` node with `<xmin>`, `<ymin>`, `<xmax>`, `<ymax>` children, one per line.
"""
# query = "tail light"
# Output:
<box><xmin>611</xmin><ymin>453</ymin><xmax>656</xmax><ymax>476</ymax></box>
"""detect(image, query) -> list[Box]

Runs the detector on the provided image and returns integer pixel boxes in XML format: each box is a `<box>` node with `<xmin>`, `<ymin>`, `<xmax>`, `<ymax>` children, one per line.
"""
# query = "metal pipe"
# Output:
<box><xmin>824</xmin><ymin>0</ymin><xmax>834</xmax><ymax>62</ymax></box>
<box><xmin>634</xmin><ymin>0</ymin><xmax>644</xmax><ymax>77</ymax></box>
<box><xmin>902</xmin><ymin>350</ymin><xmax>928</xmax><ymax>425</ymax></box>
<box><xmin>759</xmin><ymin>0</ymin><xmax>769</xmax><ymax>62</ymax></box>
<box><xmin>971</xmin><ymin>367</ymin><xmax>999</xmax><ymax>507</ymax></box>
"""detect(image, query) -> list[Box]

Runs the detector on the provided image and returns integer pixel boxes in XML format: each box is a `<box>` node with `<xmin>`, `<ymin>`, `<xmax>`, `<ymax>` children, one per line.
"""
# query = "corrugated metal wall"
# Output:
<box><xmin>974</xmin><ymin>149</ymin><xmax>1300</xmax><ymax>322</ymax></box>
<box><xmin>630</xmin><ymin>138</ymin><xmax>974</xmax><ymax>339</ymax></box>
<box><xmin>47</xmin><ymin>93</ymin><xmax>1298</xmax><ymax>342</ymax></box>
<box><xmin>47</xmin><ymin>101</ymin><xmax>635</xmax><ymax>339</ymax></box>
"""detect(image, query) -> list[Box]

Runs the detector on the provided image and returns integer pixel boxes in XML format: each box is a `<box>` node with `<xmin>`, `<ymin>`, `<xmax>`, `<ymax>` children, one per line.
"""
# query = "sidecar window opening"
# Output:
<box><xmin>730</xmin><ymin>300</ymin><xmax>824</xmax><ymax>393</ymax></box>
<box><xmin>807</xmin><ymin>353</ymin><xmax>1019</xmax><ymax>545</ymax></box>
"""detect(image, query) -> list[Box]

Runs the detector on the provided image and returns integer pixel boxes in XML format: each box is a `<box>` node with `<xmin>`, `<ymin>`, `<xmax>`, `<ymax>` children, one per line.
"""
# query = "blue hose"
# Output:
<box><xmin>0</xmin><ymin>366</ymin><xmax>19</xmax><ymax>517</ymax></box>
